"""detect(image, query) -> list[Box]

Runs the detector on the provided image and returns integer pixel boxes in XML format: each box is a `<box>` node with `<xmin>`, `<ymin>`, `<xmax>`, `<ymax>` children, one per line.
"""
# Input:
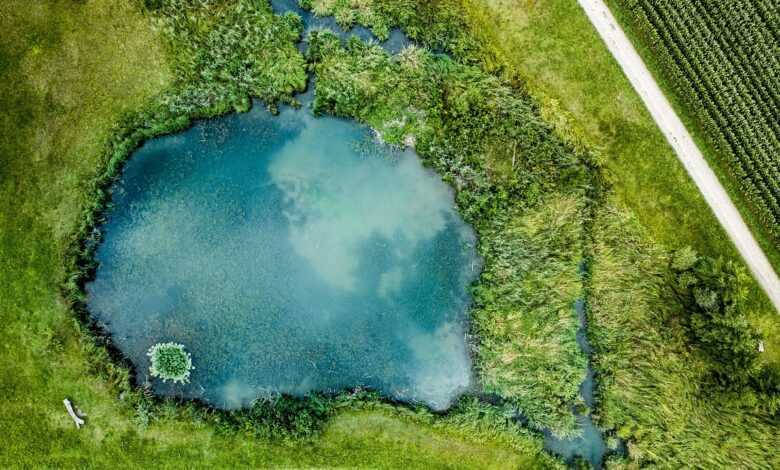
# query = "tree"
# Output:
<box><xmin>669</xmin><ymin>247</ymin><xmax>761</xmax><ymax>388</ymax></box>
<box><xmin>147</xmin><ymin>342</ymin><xmax>193</xmax><ymax>384</ymax></box>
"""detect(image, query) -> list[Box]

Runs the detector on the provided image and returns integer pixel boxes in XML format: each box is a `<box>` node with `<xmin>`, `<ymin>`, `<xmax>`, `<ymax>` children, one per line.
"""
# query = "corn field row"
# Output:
<box><xmin>617</xmin><ymin>0</ymin><xmax>780</xmax><ymax>242</ymax></box>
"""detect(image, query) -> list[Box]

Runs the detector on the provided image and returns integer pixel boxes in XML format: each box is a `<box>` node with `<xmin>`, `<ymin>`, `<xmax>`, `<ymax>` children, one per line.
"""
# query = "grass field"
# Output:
<box><xmin>0</xmin><ymin>0</ymin><xmax>557</xmax><ymax>467</ymax></box>
<box><xmin>458</xmin><ymin>0</ymin><xmax>780</xmax><ymax>466</ymax></box>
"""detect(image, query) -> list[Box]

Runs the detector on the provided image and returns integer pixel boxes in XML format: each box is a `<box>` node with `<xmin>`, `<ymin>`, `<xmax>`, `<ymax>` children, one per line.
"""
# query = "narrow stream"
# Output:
<box><xmin>270</xmin><ymin>0</ymin><xmax>410</xmax><ymax>54</ymax></box>
<box><xmin>541</xmin><ymin>298</ymin><xmax>608</xmax><ymax>468</ymax></box>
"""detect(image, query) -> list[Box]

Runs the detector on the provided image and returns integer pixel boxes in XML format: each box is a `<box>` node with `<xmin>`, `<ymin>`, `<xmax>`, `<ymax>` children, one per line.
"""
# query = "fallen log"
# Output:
<box><xmin>63</xmin><ymin>398</ymin><xmax>85</xmax><ymax>429</ymax></box>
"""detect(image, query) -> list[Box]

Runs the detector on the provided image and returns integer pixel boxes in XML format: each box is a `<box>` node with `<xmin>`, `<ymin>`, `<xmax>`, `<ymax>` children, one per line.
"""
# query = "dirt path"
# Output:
<box><xmin>577</xmin><ymin>0</ymin><xmax>780</xmax><ymax>313</ymax></box>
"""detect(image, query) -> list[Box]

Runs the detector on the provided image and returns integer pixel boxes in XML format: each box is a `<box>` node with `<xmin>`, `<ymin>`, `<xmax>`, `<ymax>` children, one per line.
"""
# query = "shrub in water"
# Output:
<box><xmin>147</xmin><ymin>342</ymin><xmax>193</xmax><ymax>384</ymax></box>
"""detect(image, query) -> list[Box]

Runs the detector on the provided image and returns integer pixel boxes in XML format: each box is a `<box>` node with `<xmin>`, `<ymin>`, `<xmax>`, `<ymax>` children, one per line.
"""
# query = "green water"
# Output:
<box><xmin>87</xmin><ymin>101</ymin><xmax>479</xmax><ymax>410</ymax></box>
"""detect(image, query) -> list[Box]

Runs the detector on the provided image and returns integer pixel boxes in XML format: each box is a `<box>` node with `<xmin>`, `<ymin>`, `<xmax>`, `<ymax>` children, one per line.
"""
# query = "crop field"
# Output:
<box><xmin>613</xmin><ymin>0</ymin><xmax>780</xmax><ymax>245</ymax></box>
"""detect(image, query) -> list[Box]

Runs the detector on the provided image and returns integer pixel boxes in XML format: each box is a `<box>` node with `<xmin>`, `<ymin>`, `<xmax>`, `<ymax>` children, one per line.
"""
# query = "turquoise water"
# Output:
<box><xmin>86</xmin><ymin>101</ymin><xmax>479</xmax><ymax>410</ymax></box>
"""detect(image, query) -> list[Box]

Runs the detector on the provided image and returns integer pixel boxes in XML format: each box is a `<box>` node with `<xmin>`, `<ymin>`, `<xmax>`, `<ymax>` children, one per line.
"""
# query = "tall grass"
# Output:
<box><xmin>473</xmin><ymin>196</ymin><xmax>587</xmax><ymax>436</ymax></box>
<box><xmin>589</xmin><ymin>203</ymin><xmax>780</xmax><ymax>467</ymax></box>
<box><xmin>305</xmin><ymin>0</ymin><xmax>484</xmax><ymax>58</ymax></box>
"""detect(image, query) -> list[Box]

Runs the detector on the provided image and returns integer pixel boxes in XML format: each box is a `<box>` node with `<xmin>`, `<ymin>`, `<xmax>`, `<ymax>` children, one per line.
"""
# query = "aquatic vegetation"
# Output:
<box><xmin>304</xmin><ymin>0</ymin><xmax>483</xmax><ymax>58</ymax></box>
<box><xmin>473</xmin><ymin>197</ymin><xmax>587</xmax><ymax>435</ymax></box>
<box><xmin>148</xmin><ymin>342</ymin><xmax>193</xmax><ymax>384</ymax></box>
<box><xmin>303</xmin><ymin>0</ymin><xmax>395</xmax><ymax>40</ymax></box>
<box><xmin>149</xmin><ymin>0</ymin><xmax>308</xmax><ymax>111</ymax></box>
<box><xmin>310</xmin><ymin>31</ymin><xmax>593</xmax><ymax>436</ymax></box>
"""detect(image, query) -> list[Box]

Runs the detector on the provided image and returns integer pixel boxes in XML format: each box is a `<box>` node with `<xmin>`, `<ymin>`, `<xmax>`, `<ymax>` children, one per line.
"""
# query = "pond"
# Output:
<box><xmin>86</xmin><ymin>5</ymin><xmax>615</xmax><ymax>466</ymax></box>
<box><xmin>86</xmin><ymin>98</ymin><xmax>480</xmax><ymax>410</ymax></box>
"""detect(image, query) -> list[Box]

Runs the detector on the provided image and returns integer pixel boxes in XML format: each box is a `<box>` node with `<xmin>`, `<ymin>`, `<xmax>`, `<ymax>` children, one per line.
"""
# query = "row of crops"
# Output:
<box><xmin>615</xmin><ymin>0</ymin><xmax>780</xmax><ymax>242</ymax></box>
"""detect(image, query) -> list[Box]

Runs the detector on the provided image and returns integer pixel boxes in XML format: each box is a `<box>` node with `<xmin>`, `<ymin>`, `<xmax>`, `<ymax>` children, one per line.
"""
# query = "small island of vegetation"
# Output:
<box><xmin>147</xmin><ymin>342</ymin><xmax>193</xmax><ymax>384</ymax></box>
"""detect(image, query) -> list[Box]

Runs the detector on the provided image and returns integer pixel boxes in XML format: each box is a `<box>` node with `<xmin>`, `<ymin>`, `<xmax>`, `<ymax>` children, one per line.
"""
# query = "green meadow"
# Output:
<box><xmin>2</xmin><ymin>1</ymin><xmax>777</xmax><ymax>468</ymax></box>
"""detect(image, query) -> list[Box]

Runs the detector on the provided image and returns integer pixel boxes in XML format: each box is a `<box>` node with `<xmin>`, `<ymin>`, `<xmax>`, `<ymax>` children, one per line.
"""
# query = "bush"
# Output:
<box><xmin>669</xmin><ymin>247</ymin><xmax>761</xmax><ymax>387</ymax></box>
<box><xmin>147</xmin><ymin>342</ymin><xmax>193</xmax><ymax>384</ymax></box>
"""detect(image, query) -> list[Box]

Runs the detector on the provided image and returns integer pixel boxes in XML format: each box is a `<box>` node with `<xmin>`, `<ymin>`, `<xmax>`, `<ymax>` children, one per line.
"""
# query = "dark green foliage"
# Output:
<box><xmin>143</xmin><ymin>0</ymin><xmax>165</xmax><ymax>9</ymax></box>
<box><xmin>304</xmin><ymin>0</ymin><xmax>482</xmax><ymax>59</ymax></box>
<box><xmin>589</xmin><ymin>207</ymin><xmax>779</xmax><ymax>468</ymax></box>
<box><xmin>615</xmin><ymin>0</ymin><xmax>780</xmax><ymax>245</ymax></box>
<box><xmin>154</xmin><ymin>0</ymin><xmax>307</xmax><ymax>108</ymax></box>
<box><xmin>471</xmin><ymin>197</ymin><xmax>587</xmax><ymax>436</ymax></box>
<box><xmin>753</xmin><ymin>364</ymin><xmax>780</xmax><ymax>396</ymax></box>
<box><xmin>669</xmin><ymin>248</ymin><xmax>765</xmax><ymax>388</ymax></box>
<box><xmin>210</xmin><ymin>393</ymin><xmax>335</xmax><ymax>439</ymax></box>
